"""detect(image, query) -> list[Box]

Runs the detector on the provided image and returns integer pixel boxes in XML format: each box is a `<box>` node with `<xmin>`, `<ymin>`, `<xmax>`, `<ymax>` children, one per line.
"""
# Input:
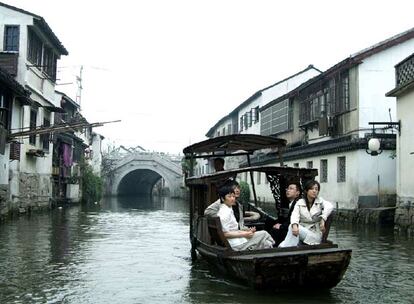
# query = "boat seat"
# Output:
<box><xmin>207</xmin><ymin>217</ymin><xmax>232</xmax><ymax>249</ymax></box>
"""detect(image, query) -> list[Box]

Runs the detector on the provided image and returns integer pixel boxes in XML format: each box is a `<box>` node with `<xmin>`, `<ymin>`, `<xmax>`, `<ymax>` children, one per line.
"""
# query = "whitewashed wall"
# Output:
<box><xmin>0</xmin><ymin>146</ymin><xmax>9</xmax><ymax>185</ymax></box>
<box><xmin>358</xmin><ymin>39</ymin><xmax>414</xmax><ymax>137</ymax></box>
<box><xmin>91</xmin><ymin>133</ymin><xmax>103</xmax><ymax>176</ymax></box>
<box><xmin>1</xmin><ymin>6</ymin><xmax>65</xmax><ymax>203</ymax></box>
<box><xmin>242</xmin><ymin>149</ymin><xmax>395</xmax><ymax>209</ymax></box>
<box><xmin>397</xmin><ymin>88</ymin><xmax>414</xmax><ymax>198</ymax></box>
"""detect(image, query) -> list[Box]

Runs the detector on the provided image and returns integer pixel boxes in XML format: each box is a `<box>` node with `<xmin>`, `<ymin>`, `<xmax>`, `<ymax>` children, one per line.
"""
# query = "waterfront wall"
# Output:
<box><xmin>395</xmin><ymin>196</ymin><xmax>414</xmax><ymax>236</ymax></box>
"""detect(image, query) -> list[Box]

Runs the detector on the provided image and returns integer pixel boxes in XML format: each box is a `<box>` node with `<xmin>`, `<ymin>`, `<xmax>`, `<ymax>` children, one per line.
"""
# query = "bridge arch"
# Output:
<box><xmin>114</xmin><ymin>166</ymin><xmax>175</xmax><ymax>196</ymax></box>
<box><xmin>107</xmin><ymin>153</ymin><xmax>183</xmax><ymax>197</ymax></box>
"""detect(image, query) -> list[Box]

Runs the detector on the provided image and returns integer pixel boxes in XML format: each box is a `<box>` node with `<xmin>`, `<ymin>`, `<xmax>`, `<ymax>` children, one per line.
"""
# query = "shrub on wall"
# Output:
<box><xmin>239</xmin><ymin>181</ymin><xmax>250</xmax><ymax>204</ymax></box>
<box><xmin>81</xmin><ymin>161</ymin><xmax>103</xmax><ymax>203</ymax></box>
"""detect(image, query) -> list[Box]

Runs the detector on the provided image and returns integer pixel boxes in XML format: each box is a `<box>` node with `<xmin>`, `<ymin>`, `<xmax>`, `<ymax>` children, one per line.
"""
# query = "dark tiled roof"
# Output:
<box><xmin>0</xmin><ymin>2</ymin><xmax>68</xmax><ymax>55</ymax></box>
<box><xmin>0</xmin><ymin>66</ymin><xmax>30</xmax><ymax>98</ymax></box>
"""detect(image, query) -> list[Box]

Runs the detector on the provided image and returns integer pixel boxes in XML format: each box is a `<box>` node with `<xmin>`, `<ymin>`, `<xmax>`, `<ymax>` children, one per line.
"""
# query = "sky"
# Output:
<box><xmin>3</xmin><ymin>0</ymin><xmax>414</xmax><ymax>154</ymax></box>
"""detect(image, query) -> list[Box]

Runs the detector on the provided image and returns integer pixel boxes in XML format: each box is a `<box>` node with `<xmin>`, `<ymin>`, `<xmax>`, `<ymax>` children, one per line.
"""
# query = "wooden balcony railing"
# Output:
<box><xmin>395</xmin><ymin>53</ymin><xmax>414</xmax><ymax>88</ymax></box>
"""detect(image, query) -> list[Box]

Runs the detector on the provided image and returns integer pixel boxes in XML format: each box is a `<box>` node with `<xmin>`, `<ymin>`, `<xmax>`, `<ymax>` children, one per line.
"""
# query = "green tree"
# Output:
<box><xmin>80</xmin><ymin>160</ymin><xmax>103</xmax><ymax>203</ymax></box>
<box><xmin>239</xmin><ymin>181</ymin><xmax>251</xmax><ymax>204</ymax></box>
<box><xmin>181</xmin><ymin>156</ymin><xmax>197</xmax><ymax>175</ymax></box>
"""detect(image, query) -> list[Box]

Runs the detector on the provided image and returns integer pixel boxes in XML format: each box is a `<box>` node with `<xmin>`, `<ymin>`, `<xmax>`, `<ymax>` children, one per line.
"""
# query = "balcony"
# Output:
<box><xmin>395</xmin><ymin>53</ymin><xmax>414</xmax><ymax>88</ymax></box>
<box><xmin>386</xmin><ymin>53</ymin><xmax>414</xmax><ymax>97</ymax></box>
<box><xmin>0</xmin><ymin>52</ymin><xmax>18</xmax><ymax>76</ymax></box>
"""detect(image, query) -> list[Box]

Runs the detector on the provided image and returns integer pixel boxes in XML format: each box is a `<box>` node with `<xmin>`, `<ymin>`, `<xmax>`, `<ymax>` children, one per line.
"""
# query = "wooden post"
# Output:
<box><xmin>247</xmin><ymin>154</ymin><xmax>258</xmax><ymax>205</ymax></box>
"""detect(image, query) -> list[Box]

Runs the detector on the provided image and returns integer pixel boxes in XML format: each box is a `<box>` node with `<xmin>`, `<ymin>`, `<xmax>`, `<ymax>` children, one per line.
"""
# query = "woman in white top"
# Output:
<box><xmin>279</xmin><ymin>180</ymin><xmax>334</xmax><ymax>247</ymax></box>
<box><xmin>216</xmin><ymin>182</ymin><xmax>274</xmax><ymax>251</ymax></box>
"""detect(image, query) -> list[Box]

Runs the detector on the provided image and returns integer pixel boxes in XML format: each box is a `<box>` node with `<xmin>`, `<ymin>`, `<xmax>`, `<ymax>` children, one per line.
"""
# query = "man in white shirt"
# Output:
<box><xmin>216</xmin><ymin>181</ymin><xmax>274</xmax><ymax>251</ymax></box>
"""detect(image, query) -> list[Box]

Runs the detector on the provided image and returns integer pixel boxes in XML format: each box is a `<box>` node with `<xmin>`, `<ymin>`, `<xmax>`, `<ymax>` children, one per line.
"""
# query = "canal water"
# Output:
<box><xmin>0</xmin><ymin>196</ymin><xmax>413</xmax><ymax>304</ymax></box>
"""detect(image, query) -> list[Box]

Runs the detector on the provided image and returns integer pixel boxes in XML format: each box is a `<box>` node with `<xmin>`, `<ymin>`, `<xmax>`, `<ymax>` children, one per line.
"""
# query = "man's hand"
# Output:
<box><xmin>243</xmin><ymin>230</ymin><xmax>254</xmax><ymax>239</ymax></box>
<box><xmin>273</xmin><ymin>223</ymin><xmax>282</xmax><ymax>230</ymax></box>
<box><xmin>292</xmin><ymin>224</ymin><xmax>299</xmax><ymax>236</ymax></box>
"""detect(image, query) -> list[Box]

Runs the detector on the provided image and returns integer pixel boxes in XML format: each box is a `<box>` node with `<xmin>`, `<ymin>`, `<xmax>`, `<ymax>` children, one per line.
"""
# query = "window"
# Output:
<box><xmin>41</xmin><ymin>117</ymin><xmax>50</xmax><ymax>151</ymax></box>
<box><xmin>293</xmin><ymin>163</ymin><xmax>299</xmax><ymax>168</ymax></box>
<box><xmin>28</xmin><ymin>28</ymin><xmax>42</xmax><ymax>67</ymax></box>
<box><xmin>247</xmin><ymin>111</ymin><xmax>252</xmax><ymax>127</ymax></box>
<box><xmin>320</xmin><ymin>159</ymin><xmax>328</xmax><ymax>183</ymax></box>
<box><xmin>27</xmin><ymin>28</ymin><xmax>58</xmax><ymax>81</ymax></box>
<box><xmin>307</xmin><ymin>161</ymin><xmax>313</xmax><ymax>169</ymax></box>
<box><xmin>300</xmin><ymin>71</ymin><xmax>350</xmax><ymax>125</ymax></box>
<box><xmin>252</xmin><ymin>106</ymin><xmax>259</xmax><ymax>123</ymax></box>
<box><xmin>0</xmin><ymin>91</ymin><xmax>11</xmax><ymax>129</ymax></box>
<box><xmin>43</xmin><ymin>46</ymin><xmax>57</xmax><ymax>81</ymax></box>
<box><xmin>216</xmin><ymin>130</ymin><xmax>220</xmax><ymax>137</ymax></box>
<box><xmin>261</xmin><ymin>99</ymin><xmax>290</xmax><ymax>135</ymax></box>
<box><xmin>340</xmin><ymin>72</ymin><xmax>350</xmax><ymax>111</ymax></box>
<box><xmin>222</xmin><ymin>127</ymin><xmax>225</xmax><ymax>136</ymax></box>
<box><xmin>29</xmin><ymin>109</ymin><xmax>37</xmax><ymax>145</ymax></box>
<box><xmin>257</xmin><ymin>172</ymin><xmax>261</xmax><ymax>184</ymax></box>
<box><xmin>337</xmin><ymin>156</ymin><xmax>346</xmax><ymax>182</ymax></box>
<box><xmin>4</xmin><ymin>25</ymin><xmax>19</xmax><ymax>51</ymax></box>
<box><xmin>288</xmin><ymin>98</ymin><xmax>294</xmax><ymax>129</ymax></box>
<box><xmin>243</xmin><ymin>113</ymin><xmax>249</xmax><ymax>129</ymax></box>
<box><xmin>240</xmin><ymin>116</ymin><xmax>244</xmax><ymax>132</ymax></box>
<box><xmin>227</xmin><ymin>123</ymin><xmax>232</xmax><ymax>135</ymax></box>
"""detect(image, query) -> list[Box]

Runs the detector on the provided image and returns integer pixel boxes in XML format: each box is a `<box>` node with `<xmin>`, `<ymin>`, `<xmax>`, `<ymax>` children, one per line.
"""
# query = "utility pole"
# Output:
<box><xmin>76</xmin><ymin>65</ymin><xmax>83</xmax><ymax>109</ymax></box>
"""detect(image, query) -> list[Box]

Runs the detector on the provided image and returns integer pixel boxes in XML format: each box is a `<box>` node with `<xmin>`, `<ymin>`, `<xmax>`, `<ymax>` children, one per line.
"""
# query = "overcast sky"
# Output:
<box><xmin>4</xmin><ymin>0</ymin><xmax>414</xmax><ymax>154</ymax></box>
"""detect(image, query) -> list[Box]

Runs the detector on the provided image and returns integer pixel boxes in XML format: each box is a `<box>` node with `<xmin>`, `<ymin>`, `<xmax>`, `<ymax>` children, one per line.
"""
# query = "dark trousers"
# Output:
<box><xmin>264</xmin><ymin>217</ymin><xmax>289</xmax><ymax>247</ymax></box>
<box><xmin>269</xmin><ymin>226</ymin><xmax>288</xmax><ymax>247</ymax></box>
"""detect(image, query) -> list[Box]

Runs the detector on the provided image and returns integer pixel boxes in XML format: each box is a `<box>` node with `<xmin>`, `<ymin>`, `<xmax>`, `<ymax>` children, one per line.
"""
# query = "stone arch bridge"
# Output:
<box><xmin>105</xmin><ymin>152</ymin><xmax>184</xmax><ymax>197</ymax></box>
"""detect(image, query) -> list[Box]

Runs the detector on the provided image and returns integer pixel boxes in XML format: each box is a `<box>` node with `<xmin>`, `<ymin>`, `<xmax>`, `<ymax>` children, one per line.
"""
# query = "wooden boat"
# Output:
<box><xmin>183</xmin><ymin>134</ymin><xmax>352</xmax><ymax>290</ymax></box>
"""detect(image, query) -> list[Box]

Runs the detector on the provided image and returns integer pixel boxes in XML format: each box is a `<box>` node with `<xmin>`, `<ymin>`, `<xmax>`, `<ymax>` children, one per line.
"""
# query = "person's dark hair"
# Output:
<box><xmin>303</xmin><ymin>180</ymin><xmax>320</xmax><ymax>210</ymax></box>
<box><xmin>230</xmin><ymin>180</ymin><xmax>239</xmax><ymax>188</ymax></box>
<box><xmin>288</xmin><ymin>181</ymin><xmax>302</xmax><ymax>196</ymax></box>
<box><xmin>217</xmin><ymin>180</ymin><xmax>235</xmax><ymax>202</ymax></box>
<box><xmin>304</xmin><ymin>180</ymin><xmax>320</xmax><ymax>192</ymax></box>
<box><xmin>214</xmin><ymin>157</ymin><xmax>225</xmax><ymax>165</ymax></box>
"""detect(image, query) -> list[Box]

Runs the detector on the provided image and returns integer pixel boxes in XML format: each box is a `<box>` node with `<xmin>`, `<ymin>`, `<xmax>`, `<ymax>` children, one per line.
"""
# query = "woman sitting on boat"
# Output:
<box><xmin>279</xmin><ymin>180</ymin><xmax>334</xmax><ymax>247</ymax></box>
<box><xmin>217</xmin><ymin>181</ymin><xmax>275</xmax><ymax>251</ymax></box>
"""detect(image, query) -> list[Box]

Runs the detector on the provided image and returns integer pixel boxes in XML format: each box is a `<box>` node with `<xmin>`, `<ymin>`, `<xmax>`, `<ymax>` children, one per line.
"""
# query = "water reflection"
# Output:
<box><xmin>0</xmin><ymin>197</ymin><xmax>413</xmax><ymax>303</ymax></box>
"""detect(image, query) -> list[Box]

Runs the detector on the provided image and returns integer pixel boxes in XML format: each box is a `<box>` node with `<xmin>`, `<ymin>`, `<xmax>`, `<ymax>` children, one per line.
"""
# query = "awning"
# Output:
<box><xmin>43</xmin><ymin>105</ymin><xmax>66</xmax><ymax>113</ymax></box>
<box><xmin>183</xmin><ymin>134</ymin><xmax>287</xmax><ymax>155</ymax></box>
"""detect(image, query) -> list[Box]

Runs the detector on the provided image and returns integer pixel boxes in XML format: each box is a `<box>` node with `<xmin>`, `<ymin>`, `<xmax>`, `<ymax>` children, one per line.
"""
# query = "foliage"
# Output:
<box><xmin>80</xmin><ymin>160</ymin><xmax>103</xmax><ymax>203</ymax></box>
<box><xmin>181</xmin><ymin>157</ymin><xmax>197</xmax><ymax>174</ymax></box>
<box><xmin>101</xmin><ymin>154</ymin><xmax>117</xmax><ymax>178</ymax></box>
<box><xmin>239</xmin><ymin>181</ymin><xmax>251</xmax><ymax>204</ymax></box>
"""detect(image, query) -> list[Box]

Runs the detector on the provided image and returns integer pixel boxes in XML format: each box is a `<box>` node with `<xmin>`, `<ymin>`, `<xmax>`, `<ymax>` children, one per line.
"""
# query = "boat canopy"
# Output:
<box><xmin>183</xmin><ymin>134</ymin><xmax>287</xmax><ymax>157</ymax></box>
<box><xmin>185</xmin><ymin>165</ymin><xmax>318</xmax><ymax>186</ymax></box>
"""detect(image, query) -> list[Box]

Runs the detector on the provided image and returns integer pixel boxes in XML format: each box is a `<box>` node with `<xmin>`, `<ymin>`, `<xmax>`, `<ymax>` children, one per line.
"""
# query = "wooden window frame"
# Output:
<box><xmin>29</xmin><ymin>109</ymin><xmax>37</xmax><ymax>146</ymax></box>
<box><xmin>4</xmin><ymin>25</ymin><xmax>20</xmax><ymax>52</ymax></box>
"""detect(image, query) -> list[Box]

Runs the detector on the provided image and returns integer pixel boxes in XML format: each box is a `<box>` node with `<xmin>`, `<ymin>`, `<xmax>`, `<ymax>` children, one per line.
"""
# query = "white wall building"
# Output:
<box><xmin>0</xmin><ymin>2</ymin><xmax>68</xmax><ymax>210</ymax></box>
<box><xmin>253</xmin><ymin>28</ymin><xmax>414</xmax><ymax>208</ymax></box>
<box><xmin>198</xmin><ymin>66</ymin><xmax>321</xmax><ymax>176</ymax></box>
<box><xmin>386</xmin><ymin>52</ymin><xmax>414</xmax><ymax>234</ymax></box>
<box><xmin>90</xmin><ymin>132</ymin><xmax>104</xmax><ymax>176</ymax></box>
<box><xmin>0</xmin><ymin>66</ymin><xmax>31</xmax><ymax>216</ymax></box>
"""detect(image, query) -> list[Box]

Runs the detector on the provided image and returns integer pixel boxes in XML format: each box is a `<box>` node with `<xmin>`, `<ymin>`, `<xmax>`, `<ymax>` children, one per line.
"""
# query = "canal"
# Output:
<box><xmin>0</xmin><ymin>196</ymin><xmax>413</xmax><ymax>304</ymax></box>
